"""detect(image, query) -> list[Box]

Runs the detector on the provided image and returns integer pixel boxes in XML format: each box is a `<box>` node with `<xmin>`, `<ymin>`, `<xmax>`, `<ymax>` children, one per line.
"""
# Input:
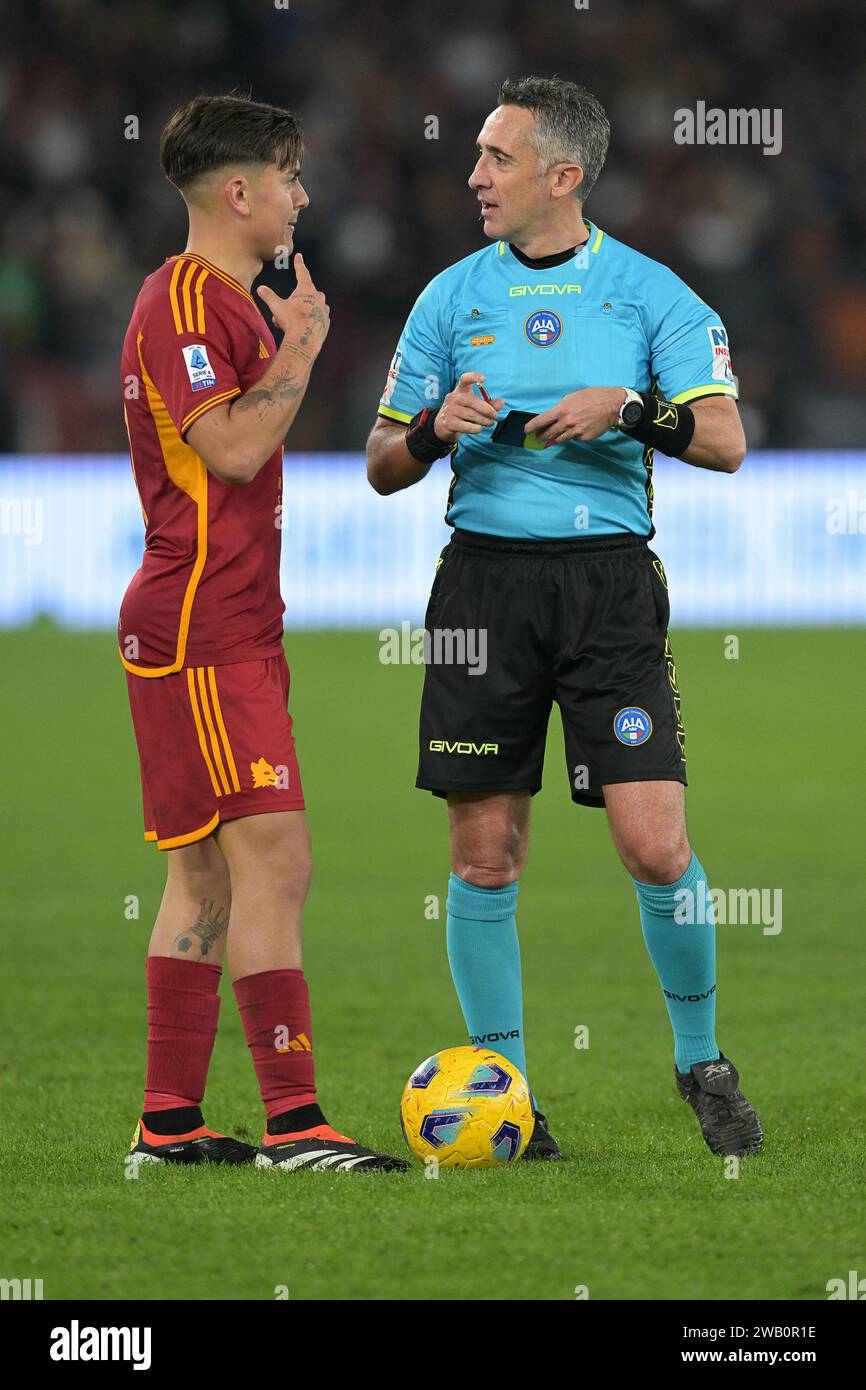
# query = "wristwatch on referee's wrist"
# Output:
<box><xmin>616</xmin><ymin>388</ymin><xmax>645</xmax><ymax>430</ymax></box>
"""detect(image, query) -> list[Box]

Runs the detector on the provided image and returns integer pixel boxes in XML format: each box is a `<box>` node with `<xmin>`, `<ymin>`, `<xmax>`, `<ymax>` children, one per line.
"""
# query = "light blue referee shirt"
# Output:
<box><xmin>377</xmin><ymin>222</ymin><xmax>738</xmax><ymax>538</ymax></box>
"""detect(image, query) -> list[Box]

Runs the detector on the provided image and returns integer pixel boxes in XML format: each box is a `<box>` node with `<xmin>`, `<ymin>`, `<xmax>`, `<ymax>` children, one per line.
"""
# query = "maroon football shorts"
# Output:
<box><xmin>126</xmin><ymin>653</ymin><xmax>305</xmax><ymax>850</ymax></box>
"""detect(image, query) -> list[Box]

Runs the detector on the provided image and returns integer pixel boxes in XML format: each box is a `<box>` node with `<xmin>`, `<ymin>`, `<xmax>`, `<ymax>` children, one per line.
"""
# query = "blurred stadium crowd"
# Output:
<box><xmin>1</xmin><ymin>0</ymin><xmax>864</xmax><ymax>454</ymax></box>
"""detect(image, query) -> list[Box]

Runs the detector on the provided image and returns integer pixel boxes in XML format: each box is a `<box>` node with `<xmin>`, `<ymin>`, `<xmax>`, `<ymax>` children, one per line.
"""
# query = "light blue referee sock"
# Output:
<box><xmin>632</xmin><ymin>851</ymin><xmax>719</xmax><ymax>1074</ymax></box>
<box><xmin>445</xmin><ymin>873</ymin><xmax>528</xmax><ymax>1084</ymax></box>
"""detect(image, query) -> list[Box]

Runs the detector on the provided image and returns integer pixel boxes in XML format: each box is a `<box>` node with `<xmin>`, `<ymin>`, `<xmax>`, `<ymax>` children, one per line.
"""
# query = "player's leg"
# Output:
<box><xmin>125</xmin><ymin>668</ymin><xmax>255</xmax><ymax>1165</ymax></box>
<box><xmin>216</xmin><ymin>808</ymin><xmax>315</xmax><ymax>1127</ymax></box>
<box><xmin>604</xmin><ymin>779</ymin><xmax>762</xmax><ymax>1155</ymax></box>
<box><xmin>217</xmin><ymin>807</ymin><xmax>309</xmax><ymax>976</ymax></box>
<box><xmin>132</xmin><ymin>836</ymin><xmax>254</xmax><ymax>1164</ymax></box>
<box><xmin>148</xmin><ymin>833</ymin><xmax>231</xmax><ymax>963</ymax></box>
<box><xmin>216</xmin><ymin>807</ymin><xmax>405</xmax><ymax>1171</ymax></box>
<box><xmin>204</xmin><ymin>651</ymin><xmax>406</xmax><ymax>1171</ymax></box>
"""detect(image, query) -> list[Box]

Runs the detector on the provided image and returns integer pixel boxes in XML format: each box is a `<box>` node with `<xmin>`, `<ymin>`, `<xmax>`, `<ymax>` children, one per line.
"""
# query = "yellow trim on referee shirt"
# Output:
<box><xmin>591</xmin><ymin>225</ymin><xmax>604</xmax><ymax>254</ymax></box>
<box><xmin>670</xmin><ymin>384</ymin><xmax>738</xmax><ymax>405</ymax></box>
<box><xmin>377</xmin><ymin>405</ymin><xmax>414</xmax><ymax>424</ymax></box>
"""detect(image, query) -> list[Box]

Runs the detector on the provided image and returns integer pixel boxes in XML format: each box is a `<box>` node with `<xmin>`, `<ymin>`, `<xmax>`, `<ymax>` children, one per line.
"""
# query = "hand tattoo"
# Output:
<box><xmin>299</xmin><ymin>305</ymin><xmax>327</xmax><ymax>349</ymax></box>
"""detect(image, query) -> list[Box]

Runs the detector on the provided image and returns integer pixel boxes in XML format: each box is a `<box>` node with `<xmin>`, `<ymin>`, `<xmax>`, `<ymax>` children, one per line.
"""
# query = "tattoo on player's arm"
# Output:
<box><xmin>171</xmin><ymin>898</ymin><xmax>230</xmax><ymax>958</ymax></box>
<box><xmin>282</xmin><ymin>344</ymin><xmax>315</xmax><ymax>366</ymax></box>
<box><xmin>235</xmin><ymin>371</ymin><xmax>304</xmax><ymax>420</ymax></box>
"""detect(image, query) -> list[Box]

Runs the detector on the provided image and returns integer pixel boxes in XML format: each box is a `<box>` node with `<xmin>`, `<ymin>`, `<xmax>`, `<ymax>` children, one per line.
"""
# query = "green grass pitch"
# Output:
<box><xmin>1</xmin><ymin>623</ymin><xmax>864</xmax><ymax>1301</ymax></box>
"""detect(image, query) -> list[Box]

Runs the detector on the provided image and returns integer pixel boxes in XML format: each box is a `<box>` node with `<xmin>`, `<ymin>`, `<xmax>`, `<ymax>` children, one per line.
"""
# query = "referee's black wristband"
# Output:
<box><xmin>405</xmin><ymin>407</ymin><xmax>455</xmax><ymax>464</ymax></box>
<box><xmin>619</xmin><ymin>392</ymin><xmax>696</xmax><ymax>457</ymax></box>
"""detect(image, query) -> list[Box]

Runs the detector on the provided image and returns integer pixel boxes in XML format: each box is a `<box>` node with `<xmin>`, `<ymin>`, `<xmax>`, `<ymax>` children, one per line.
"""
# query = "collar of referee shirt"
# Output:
<box><xmin>508</xmin><ymin>227</ymin><xmax>590</xmax><ymax>269</ymax></box>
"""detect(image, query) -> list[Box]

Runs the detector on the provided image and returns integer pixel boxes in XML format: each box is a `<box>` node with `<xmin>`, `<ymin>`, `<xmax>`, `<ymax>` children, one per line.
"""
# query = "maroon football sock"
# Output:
<box><xmin>233</xmin><ymin>969</ymin><xmax>318</xmax><ymax>1119</ymax></box>
<box><xmin>143</xmin><ymin>956</ymin><xmax>221</xmax><ymax>1112</ymax></box>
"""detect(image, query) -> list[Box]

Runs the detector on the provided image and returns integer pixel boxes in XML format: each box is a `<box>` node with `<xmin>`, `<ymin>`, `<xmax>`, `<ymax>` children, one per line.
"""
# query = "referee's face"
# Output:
<box><xmin>469</xmin><ymin>105</ymin><xmax>560</xmax><ymax>246</ymax></box>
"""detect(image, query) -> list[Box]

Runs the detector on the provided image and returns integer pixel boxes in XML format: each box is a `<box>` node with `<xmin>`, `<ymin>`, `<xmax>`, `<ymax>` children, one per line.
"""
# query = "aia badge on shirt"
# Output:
<box><xmin>524</xmin><ymin>309</ymin><xmax>562</xmax><ymax>347</ymax></box>
<box><xmin>182</xmin><ymin>343</ymin><xmax>217</xmax><ymax>392</ymax></box>
<box><xmin>614</xmin><ymin>707</ymin><xmax>653</xmax><ymax>746</ymax></box>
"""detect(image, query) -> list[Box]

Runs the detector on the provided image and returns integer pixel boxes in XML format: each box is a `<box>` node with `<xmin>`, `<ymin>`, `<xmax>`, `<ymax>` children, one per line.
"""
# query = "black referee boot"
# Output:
<box><xmin>676</xmin><ymin>1053</ymin><xmax>763</xmax><ymax>1156</ymax></box>
<box><xmin>521</xmin><ymin>1109</ymin><xmax>563</xmax><ymax>1160</ymax></box>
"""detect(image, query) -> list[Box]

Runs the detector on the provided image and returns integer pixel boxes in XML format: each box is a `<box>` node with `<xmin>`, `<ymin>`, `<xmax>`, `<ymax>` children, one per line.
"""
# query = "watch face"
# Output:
<box><xmin>622</xmin><ymin>400</ymin><xmax>644</xmax><ymax>427</ymax></box>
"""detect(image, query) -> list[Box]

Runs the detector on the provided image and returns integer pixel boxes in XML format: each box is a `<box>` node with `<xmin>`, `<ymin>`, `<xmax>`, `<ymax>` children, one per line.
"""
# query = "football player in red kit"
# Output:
<box><xmin>120</xmin><ymin>94</ymin><xmax>406</xmax><ymax>1172</ymax></box>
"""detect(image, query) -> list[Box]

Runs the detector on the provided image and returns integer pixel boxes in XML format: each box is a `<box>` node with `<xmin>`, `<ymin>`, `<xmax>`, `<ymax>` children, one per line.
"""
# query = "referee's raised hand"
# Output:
<box><xmin>434</xmin><ymin>372</ymin><xmax>504</xmax><ymax>444</ymax></box>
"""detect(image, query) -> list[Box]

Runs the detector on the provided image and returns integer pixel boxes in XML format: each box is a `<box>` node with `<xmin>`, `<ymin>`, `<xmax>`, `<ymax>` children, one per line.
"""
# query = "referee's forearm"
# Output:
<box><xmin>680</xmin><ymin>396</ymin><xmax>746</xmax><ymax>473</ymax></box>
<box><xmin>366</xmin><ymin>422</ymin><xmax>434</xmax><ymax>495</ymax></box>
<box><xmin>680</xmin><ymin>438</ymin><xmax>744</xmax><ymax>472</ymax></box>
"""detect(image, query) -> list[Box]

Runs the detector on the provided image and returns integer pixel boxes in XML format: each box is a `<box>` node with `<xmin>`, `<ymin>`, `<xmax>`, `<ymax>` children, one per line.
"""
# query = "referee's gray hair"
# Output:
<box><xmin>497</xmin><ymin>76</ymin><xmax>610</xmax><ymax>203</ymax></box>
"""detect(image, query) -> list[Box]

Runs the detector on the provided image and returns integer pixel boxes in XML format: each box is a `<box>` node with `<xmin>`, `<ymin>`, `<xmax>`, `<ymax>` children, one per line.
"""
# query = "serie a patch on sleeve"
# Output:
<box><xmin>182</xmin><ymin>343</ymin><xmax>217</xmax><ymax>392</ymax></box>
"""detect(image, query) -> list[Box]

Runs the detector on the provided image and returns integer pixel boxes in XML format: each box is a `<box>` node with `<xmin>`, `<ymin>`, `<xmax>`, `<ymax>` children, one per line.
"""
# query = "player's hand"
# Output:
<box><xmin>257</xmin><ymin>254</ymin><xmax>330</xmax><ymax>361</ymax></box>
<box><xmin>525</xmin><ymin>388</ymin><xmax>626</xmax><ymax>448</ymax></box>
<box><xmin>434</xmin><ymin>372</ymin><xmax>505</xmax><ymax>443</ymax></box>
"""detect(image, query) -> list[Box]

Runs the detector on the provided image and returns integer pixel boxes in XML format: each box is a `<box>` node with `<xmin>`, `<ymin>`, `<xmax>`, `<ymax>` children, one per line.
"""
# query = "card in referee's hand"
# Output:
<box><xmin>491</xmin><ymin>409</ymin><xmax>545</xmax><ymax>450</ymax></box>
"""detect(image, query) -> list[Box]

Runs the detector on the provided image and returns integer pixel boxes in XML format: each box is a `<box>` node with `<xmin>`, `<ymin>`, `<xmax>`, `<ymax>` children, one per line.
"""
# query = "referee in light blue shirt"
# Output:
<box><xmin>366</xmin><ymin>76</ymin><xmax>762</xmax><ymax>1161</ymax></box>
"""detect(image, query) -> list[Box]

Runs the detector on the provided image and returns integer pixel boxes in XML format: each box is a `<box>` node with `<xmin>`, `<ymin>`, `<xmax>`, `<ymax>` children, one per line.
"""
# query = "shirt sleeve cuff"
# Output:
<box><xmin>668</xmin><ymin>384</ymin><xmax>738</xmax><ymax>406</ymax></box>
<box><xmin>377</xmin><ymin>404</ymin><xmax>414</xmax><ymax>424</ymax></box>
<box><xmin>181</xmin><ymin>386</ymin><xmax>242</xmax><ymax>436</ymax></box>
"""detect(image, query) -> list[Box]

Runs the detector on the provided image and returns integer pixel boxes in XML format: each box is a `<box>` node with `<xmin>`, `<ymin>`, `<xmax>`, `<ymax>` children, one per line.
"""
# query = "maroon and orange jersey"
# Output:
<box><xmin>119</xmin><ymin>253</ymin><xmax>284</xmax><ymax>675</ymax></box>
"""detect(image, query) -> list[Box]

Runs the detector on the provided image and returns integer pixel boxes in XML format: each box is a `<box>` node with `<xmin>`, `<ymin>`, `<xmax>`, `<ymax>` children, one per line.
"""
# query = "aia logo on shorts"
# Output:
<box><xmin>524</xmin><ymin>309</ymin><xmax>562</xmax><ymax>346</ymax></box>
<box><xmin>614</xmin><ymin>707</ymin><xmax>653</xmax><ymax>746</ymax></box>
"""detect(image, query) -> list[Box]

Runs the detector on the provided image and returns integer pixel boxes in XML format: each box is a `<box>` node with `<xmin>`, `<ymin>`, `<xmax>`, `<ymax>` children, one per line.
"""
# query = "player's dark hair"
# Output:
<box><xmin>497</xmin><ymin>76</ymin><xmax>610</xmax><ymax>203</ymax></box>
<box><xmin>160</xmin><ymin>94</ymin><xmax>304</xmax><ymax>193</ymax></box>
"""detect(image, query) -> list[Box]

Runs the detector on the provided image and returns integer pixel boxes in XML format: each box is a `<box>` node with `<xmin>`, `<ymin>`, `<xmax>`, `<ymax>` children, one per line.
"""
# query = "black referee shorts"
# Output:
<box><xmin>416</xmin><ymin>528</ymin><xmax>686</xmax><ymax>808</ymax></box>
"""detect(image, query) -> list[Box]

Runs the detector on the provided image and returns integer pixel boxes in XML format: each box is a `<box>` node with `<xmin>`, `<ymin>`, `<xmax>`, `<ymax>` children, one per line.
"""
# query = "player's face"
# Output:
<box><xmin>469</xmin><ymin>106</ymin><xmax>562</xmax><ymax>244</ymax></box>
<box><xmin>248</xmin><ymin>162</ymin><xmax>310</xmax><ymax>262</ymax></box>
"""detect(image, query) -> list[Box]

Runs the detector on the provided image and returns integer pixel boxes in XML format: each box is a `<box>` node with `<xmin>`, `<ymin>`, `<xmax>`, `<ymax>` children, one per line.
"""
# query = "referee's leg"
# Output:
<box><xmin>445</xmin><ymin>790</ymin><xmax>532</xmax><ymax>1085</ymax></box>
<box><xmin>605</xmin><ymin>780</ymin><xmax>720</xmax><ymax>1074</ymax></box>
<box><xmin>603</xmin><ymin>779</ymin><xmax>690</xmax><ymax>884</ymax></box>
<box><xmin>447</xmin><ymin>789</ymin><xmax>531</xmax><ymax>888</ymax></box>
